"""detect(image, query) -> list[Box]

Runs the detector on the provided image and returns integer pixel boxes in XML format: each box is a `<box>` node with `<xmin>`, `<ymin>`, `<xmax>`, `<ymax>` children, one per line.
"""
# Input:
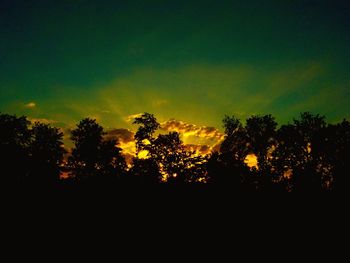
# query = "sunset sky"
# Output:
<box><xmin>1</xmin><ymin>0</ymin><xmax>350</xmax><ymax>154</ymax></box>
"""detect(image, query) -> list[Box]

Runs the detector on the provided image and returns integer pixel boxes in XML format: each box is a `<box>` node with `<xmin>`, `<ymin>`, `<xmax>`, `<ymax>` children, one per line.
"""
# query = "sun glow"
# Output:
<box><xmin>244</xmin><ymin>154</ymin><xmax>258</xmax><ymax>169</ymax></box>
<box><xmin>137</xmin><ymin>150</ymin><xmax>149</xmax><ymax>159</ymax></box>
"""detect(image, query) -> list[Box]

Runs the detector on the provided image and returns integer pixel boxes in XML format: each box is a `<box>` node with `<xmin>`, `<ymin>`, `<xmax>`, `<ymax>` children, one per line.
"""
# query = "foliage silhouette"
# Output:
<box><xmin>68</xmin><ymin>118</ymin><xmax>126</xmax><ymax>182</ymax></box>
<box><xmin>0</xmin><ymin>111</ymin><xmax>349</xmax><ymax>194</ymax></box>
<box><xmin>132</xmin><ymin>113</ymin><xmax>207</xmax><ymax>185</ymax></box>
<box><xmin>28</xmin><ymin>122</ymin><xmax>65</xmax><ymax>185</ymax></box>
<box><xmin>0</xmin><ymin>113</ymin><xmax>31</xmax><ymax>184</ymax></box>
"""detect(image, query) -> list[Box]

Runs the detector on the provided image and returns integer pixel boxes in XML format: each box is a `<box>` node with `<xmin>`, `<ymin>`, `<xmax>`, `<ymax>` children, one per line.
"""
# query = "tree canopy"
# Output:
<box><xmin>1</xmin><ymin>112</ymin><xmax>349</xmax><ymax>193</ymax></box>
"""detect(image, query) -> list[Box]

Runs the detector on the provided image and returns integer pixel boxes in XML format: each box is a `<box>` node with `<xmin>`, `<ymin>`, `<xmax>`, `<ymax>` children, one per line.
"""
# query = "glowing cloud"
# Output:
<box><xmin>29</xmin><ymin>118</ymin><xmax>56</xmax><ymax>124</ymax></box>
<box><xmin>161</xmin><ymin>119</ymin><xmax>224</xmax><ymax>140</ymax></box>
<box><xmin>24</xmin><ymin>102</ymin><xmax>36</xmax><ymax>108</ymax></box>
<box><xmin>125</xmin><ymin>113</ymin><xmax>144</xmax><ymax>123</ymax></box>
<box><xmin>104</xmin><ymin>128</ymin><xmax>136</xmax><ymax>159</ymax></box>
<box><xmin>184</xmin><ymin>144</ymin><xmax>211</xmax><ymax>156</ymax></box>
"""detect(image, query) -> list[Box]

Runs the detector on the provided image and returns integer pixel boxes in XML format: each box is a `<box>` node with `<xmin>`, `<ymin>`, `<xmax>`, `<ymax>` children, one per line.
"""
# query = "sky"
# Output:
<box><xmin>1</xmin><ymin>0</ymin><xmax>350</xmax><ymax>154</ymax></box>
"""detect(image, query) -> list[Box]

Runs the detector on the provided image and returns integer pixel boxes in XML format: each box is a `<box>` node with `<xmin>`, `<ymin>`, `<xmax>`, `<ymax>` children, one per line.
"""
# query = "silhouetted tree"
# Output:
<box><xmin>28</xmin><ymin>122</ymin><xmax>65</xmax><ymax>184</ymax></box>
<box><xmin>128</xmin><ymin>158</ymin><xmax>162</xmax><ymax>185</ymax></box>
<box><xmin>152</xmin><ymin>132</ymin><xmax>185</xmax><ymax>183</ymax></box>
<box><xmin>220</xmin><ymin>115</ymin><xmax>249</xmax><ymax>162</ymax></box>
<box><xmin>244</xmin><ymin>115</ymin><xmax>277</xmax><ymax>192</ymax></box>
<box><xmin>68</xmin><ymin>118</ymin><xmax>126</xmax><ymax>180</ymax></box>
<box><xmin>272</xmin><ymin>113</ymin><xmax>326</xmax><ymax>192</ymax></box>
<box><xmin>245</xmin><ymin>115</ymin><xmax>277</xmax><ymax>169</ymax></box>
<box><xmin>0</xmin><ymin>113</ymin><xmax>31</xmax><ymax>184</ymax></box>
<box><xmin>208</xmin><ymin>116</ymin><xmax>248</xmax><ymax>190</ymax></box>
<box><xmin>133</xmin><ymin>113</ymin><xmax>160</xmax><ymax>155</ymax></box>
<box><xmin>320</xmin><ymin>119</ymin><xmax>350</xmax><ymax>192</ymax></box>
<box><xmin>152</xmin><ymin>132</ymin><xmax>206</xmax><ymax>184</ymax></box>
<box><xmin>1</xmin><ymin>110</ymin><xmax>348</xmax><ymax>193</ymax></box>
<box><xmin>69</xmin><ymin>118</ymin><xmax>104</xmax><ymax>178</ymax></box>
<box><xmin>98</xmin><ymin>139</ymin><xmax>126</xmax><ymax>178</ymax></box>
<box><xmin>132</xmin><ymin>113</ymin><xmax>207</xmax><ymax>185</ymax></box>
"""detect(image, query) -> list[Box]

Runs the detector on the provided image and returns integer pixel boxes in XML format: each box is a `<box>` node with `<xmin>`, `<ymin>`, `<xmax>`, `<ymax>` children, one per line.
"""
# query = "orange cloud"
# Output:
<box><xmin>184</xmin><ymin>144</ymin><xmax>211</xmax><ymax>155</ymax></box>
<box><xmin>160</xmin><ymin>119</ymin><xmax>224</xmax><ymax>140</ymax></box>
<box><xmin>104</xmin><ymin>128</ymin><xmax>136</xmax><ymax>160</ymax></box>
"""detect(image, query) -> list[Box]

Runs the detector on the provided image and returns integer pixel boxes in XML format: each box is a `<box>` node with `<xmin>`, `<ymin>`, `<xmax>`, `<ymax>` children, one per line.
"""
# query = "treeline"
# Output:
<box><xmin>0</xmin><ymin>112</ymin><xmax>349</xmax><ymax>193</ymax></box>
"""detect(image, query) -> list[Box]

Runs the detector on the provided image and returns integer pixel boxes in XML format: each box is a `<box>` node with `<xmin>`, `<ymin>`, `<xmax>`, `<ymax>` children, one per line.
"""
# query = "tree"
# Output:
<box><xmin>245</xmin><ymin>115</ymin><xmax>277</xmax><ymax>169</ymax></box>
<box><xmin>132</xmin><ymin>113</ymin><xmax>207</xmax><ymax>184</ymax></box>
<box><xmin>319</xmin><ymin>120</ymin><xmax>350</xmax><ymax>192</ymax></box>
<box><xmin>207</xmin><ymin>116</ymin><xmax>248</xmax><ymax>190</ymax></box>
<box><xmin>69</xmin><ymin>118</ymin><xmax>104</xmax><ymax>178</ymax></box>
<box><xmin>272</xmin><ymin>113</ymin><xmax>326</xmax><ymax>192</ymax></box>
<box><xmin>133</xmin><ymin>113</ymin><xmax>160</xmax><ymax>154</ymax></box>
<box><xmin>0</xmin><ymin>113</ymin><xmax>31</xmax><ymax>183</ymax></box>
<box><xmin>98</xmin><ymin>139</ymin><xmax>126</xmax><ymax>177</ymax></box>
<box><xmin>28</xmin><ymin>122</ymin><xmax>65</xmax><ymax>184</ymax></box>
<box><xmin>220</xmin><ymin>115</ymin><xmax>249</xmax><ymax>162</ymax></box>
<box><xmin>68</xmin><ymin>118</ymin><xmax>126</xmax><ymax>180</ymax></box>
<box><xmin>151</xmin><ymin>131</ymin><xmax>206</xmax><ymax>184</ymax></box>
<box><xmin>244</xmin><ymin>115</ymin><xmax>278</xmax><ymax>191</ymax></box>
<box><xmin>128</xmin><ymin>158</ymin><xmax>162</xmax><ymax>185</ymax></box>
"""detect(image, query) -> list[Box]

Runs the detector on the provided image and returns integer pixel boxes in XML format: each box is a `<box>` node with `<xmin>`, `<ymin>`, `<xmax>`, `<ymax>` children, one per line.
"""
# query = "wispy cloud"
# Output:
<box><xmin>24</xmin><ymin>102</ymin><xmax>36</xmax><ymax>108</ymax></box>
<box><xmin>125</xmin><ymin>113</ymin><xmax>144</xmax><ymax>123</ymax></box>
<box><xmin>29</xmin><ymin>118</ymin><xmax>56</xmax><ymax>124</ymax></box>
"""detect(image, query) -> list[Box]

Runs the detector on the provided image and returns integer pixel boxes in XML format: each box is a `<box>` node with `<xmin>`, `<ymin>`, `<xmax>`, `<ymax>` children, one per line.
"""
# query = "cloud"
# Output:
<box><xmin>24</xmin><ymin>102</ymin><xmax>36</xmax><ymax>108</ymax></box>
<box><xmin>125</xmin><ymin>113</ymin><xmax>144</xmax><ymax>123</ymax></box>
<box><xmin>160</xmin><ymin>119</ymin><xmax>225</xmax><ymax>140</ymax></box>
<box><xmin>184</xmin><ymin>144</ymin><xmax>212</xmax><ymax>155</ymax></box>
<box><xmin>104</xmin><ymin>128</ymin><xmax>134</xmax><ymax>144</ymax></box>
<box><xmin>104</xmin><ymin>128</ymin><xmax>136</xmax><ymax>159</ymax></box>
<box><xmin>29</xmin><ymin>118</ymin><xmax>56</xmax><ymax>124</ymax></box>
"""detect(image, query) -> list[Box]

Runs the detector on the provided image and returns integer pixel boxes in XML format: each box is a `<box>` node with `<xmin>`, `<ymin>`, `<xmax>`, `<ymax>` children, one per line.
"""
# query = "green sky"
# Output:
<box><xmin>1</xmin><ymin>0</ymin><xmax>350</xmax><ymax>133</ymax></box>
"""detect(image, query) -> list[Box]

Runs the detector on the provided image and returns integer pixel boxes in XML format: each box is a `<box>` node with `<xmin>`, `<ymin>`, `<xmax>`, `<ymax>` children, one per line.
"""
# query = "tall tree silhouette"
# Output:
<box><xmin>245</xmin><ymin>115</ymin><xmax>277</xmax><ymax>170</ymax></box>
<box><xmin>244</xmin><ymin>115</ymin><xmax>277</xmax><ymax>191</ymax></box>
<box><xmin>98</xmin><ymin>139</ymin><xmax>126</xmax><ymax>178</ymax></box>
<box><xmin>292</xmin><ymin>112</ymin><xmax>327</xmax><ymax>192</ymax></box>
<box><xmin>208</xmin><ymin>115</ymin><xmax>248</xmax><ymax>190</ymax></box>
<box><xmin>0</xmin><ymin>113</ymin><xmax>31</xmax><ymax>183</ymax></box>
<box><xmin>133</xmin><ymin>113</ymin><xmax>160</xmax><ymax>155</ymax></box>
<box><xmin>220</xmin><ymin>115</ymin><xmax>249</xmax><ymax>162</ymax></box>
<box><xmin>316</xmin><ymin>119</ymin><xmax>350</xmax><ymax>192</ymax></box>
<box><xmin>69</xmin><ymin>118</ymin><xmax>103</xmax><ymax>178</ymax></box>
<box><xmin>131</xmin><ymin>113</ymin><xmax>161</xmax><ymax>183</ymax></box>
<box><xmin>132</xmin><ymin>113</ymin><xmax>207</xmax><ymax>184</ymax></box>
<box><xmin>272</xmin><ymin>113</ymin><xmax>326</xmax><ymax>192</ymax></box>
<box><xmin>331</xmin><ymin>120</ymin><xmax>350</xmax><ymax>192</ymax></box>
<box><xmin>68</xmin><ymin>118</ymin><xmax>126</xmax><ymax>180</ymax></box>
<box><xmin>28</xmin><ymin>122</ymin><xmax>65</xmax><ymax>184</ymax></box>
<box><xmin>152</xmin><ymin>132</ymin><xmax>206</xmax><ymax>184</ymax></box>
